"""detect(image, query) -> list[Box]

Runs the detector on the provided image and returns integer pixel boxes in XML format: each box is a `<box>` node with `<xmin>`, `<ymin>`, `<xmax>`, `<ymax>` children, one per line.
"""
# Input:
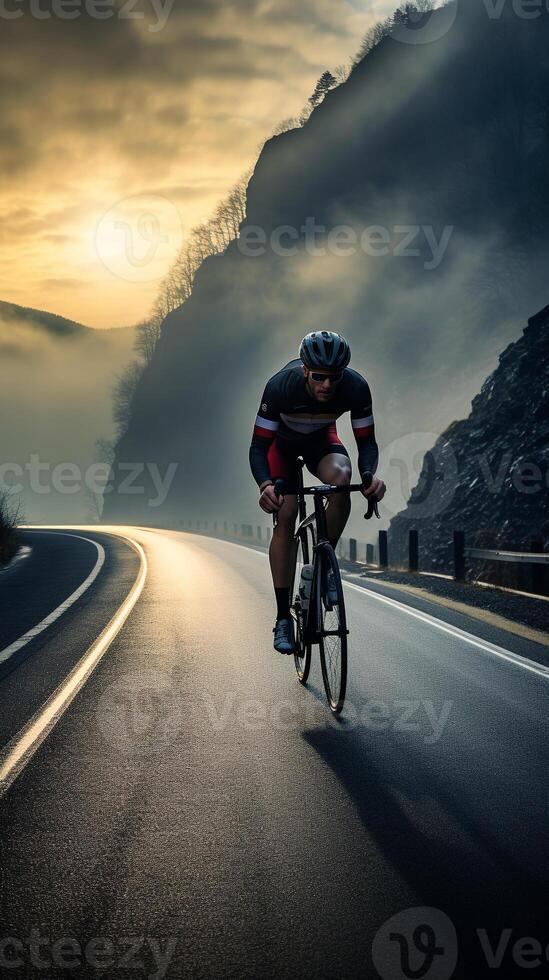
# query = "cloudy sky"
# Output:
<box><xmin>0</xmin><ymin>0</ymin><xmax>392</xmax><ymax>327</ymax></box>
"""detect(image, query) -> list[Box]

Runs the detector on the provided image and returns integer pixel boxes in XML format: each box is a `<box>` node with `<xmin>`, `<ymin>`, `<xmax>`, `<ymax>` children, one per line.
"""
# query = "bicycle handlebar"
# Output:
<box><xmin>271</xmin><ymin>471</ymin><xmax>380</xmax><ymax>525</ymax></box>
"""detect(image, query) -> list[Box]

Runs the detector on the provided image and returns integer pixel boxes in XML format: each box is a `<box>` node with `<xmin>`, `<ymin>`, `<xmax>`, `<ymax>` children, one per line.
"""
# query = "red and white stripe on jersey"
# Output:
<box><xmin>280</xmin><ymin>412</ymin><xmax>338</xmax><ymax>435</ymax></box>
<box><xmin>253</xmin><ymin>415</ymin><xmax>279</xmax><ymax>439</ymax></box>
<box><xmin>351</xmin><ymin>414</ymin><xmax>375</xmax><ymax>438</ymax></box>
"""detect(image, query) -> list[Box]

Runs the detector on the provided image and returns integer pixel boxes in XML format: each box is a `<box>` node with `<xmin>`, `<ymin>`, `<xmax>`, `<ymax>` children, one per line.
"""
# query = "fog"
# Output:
<box><xmin>0</xmin><ymin>315</ymin><xmax>134</xmax><ymax>522</ymax></box>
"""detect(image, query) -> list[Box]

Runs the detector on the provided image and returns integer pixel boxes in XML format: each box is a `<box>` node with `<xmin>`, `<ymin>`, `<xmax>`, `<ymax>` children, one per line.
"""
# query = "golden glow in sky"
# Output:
<box><xmin>0</xmin><ymin>0</ymin><xmax>382</xmax><ymax>327</ymax></box>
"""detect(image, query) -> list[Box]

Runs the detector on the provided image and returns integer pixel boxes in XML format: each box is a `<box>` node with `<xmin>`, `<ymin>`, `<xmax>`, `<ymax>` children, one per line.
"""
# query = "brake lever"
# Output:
<box><xmin>361</xmin><ymin>471</ymin><xmax>380</xmax><ymax>521</ymax></box>
<box><xmin>272</xmin><ymin>478</ymin><xmax>286</xmax><ymax>528</ymax></box>
<box><xmin>364</xmin><ymin>498</ymin><xmax>380</xmax><ymax>521</ymax></box>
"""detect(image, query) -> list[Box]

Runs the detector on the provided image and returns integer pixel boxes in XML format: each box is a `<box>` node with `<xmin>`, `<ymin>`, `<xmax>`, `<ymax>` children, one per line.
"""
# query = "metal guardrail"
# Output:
<box><xmin>180</xmin><ymin>519</ymin><xmax>547</xmax><ymax>596</ymax></box>
<box><xmin>464</xmin><ymin>547</ymin><xmax>549</xmax><ymax>565</ymax></box>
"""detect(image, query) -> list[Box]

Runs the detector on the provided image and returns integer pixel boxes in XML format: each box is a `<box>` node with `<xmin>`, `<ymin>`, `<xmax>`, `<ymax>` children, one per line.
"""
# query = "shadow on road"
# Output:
<box><xmin>302</xmin><ymin>725</ymin><xmax>549</xmax><ymax>973</ymax></box>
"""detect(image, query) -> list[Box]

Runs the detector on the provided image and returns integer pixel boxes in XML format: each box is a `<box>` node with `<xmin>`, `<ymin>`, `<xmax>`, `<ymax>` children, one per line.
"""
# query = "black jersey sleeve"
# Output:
<box><xmin>249</xmin><ymin>378</ymin><xmax>281</xmax><ymax>487</ymax></box>
<box><xmin>349</xmin><ymin>377</ymin><xmax>379</xmax><ymax>480</ymax></box>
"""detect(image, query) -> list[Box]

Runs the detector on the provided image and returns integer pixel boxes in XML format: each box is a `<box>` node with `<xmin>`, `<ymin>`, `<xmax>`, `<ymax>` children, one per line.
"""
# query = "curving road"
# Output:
<box><xmin>0</xmin><ymin>526</ymin><xmax>548</xmax><ymax>979</ymax></box>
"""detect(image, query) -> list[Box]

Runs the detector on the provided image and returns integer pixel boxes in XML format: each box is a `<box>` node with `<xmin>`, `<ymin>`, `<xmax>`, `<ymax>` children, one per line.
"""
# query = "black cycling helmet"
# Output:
<box><xmin>299</xmin><ymin>331</ymin><xmax>351</xmax><ymax>371</ymax></box>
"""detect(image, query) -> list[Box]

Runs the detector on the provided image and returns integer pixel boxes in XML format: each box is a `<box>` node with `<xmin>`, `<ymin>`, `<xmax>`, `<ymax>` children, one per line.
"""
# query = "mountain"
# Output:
<box><xmin>103</xmin><ymin>0</ymin><xmax>549</xmax><ymax>536</ymax></box>
<box><xmin>0</xmin><ymin>301</ymin><xmax>135</xmax><ymax>523</ymax></box>
<box><xmin>387</xmin><ymin>304</ymin><xmax>549</xmax><ymax>587</ymax></box>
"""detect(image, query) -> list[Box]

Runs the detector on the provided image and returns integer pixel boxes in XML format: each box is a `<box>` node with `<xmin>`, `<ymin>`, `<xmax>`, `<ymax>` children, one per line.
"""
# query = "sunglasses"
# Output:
<box><xmin>310</xmin><ymin>370</ymin><xmax>343</xmax><ymax>383</ymax></box>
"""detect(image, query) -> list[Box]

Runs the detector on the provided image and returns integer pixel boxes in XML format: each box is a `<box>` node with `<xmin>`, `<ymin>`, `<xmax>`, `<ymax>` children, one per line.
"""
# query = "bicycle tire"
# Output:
<box><xmin>291</xmin><ymin>528</ymin><xmax>312</xmax><ymax>684</ymax></box>
<box><xmin>318</xmin><ymin>545</ymin><xmax>347</xmax><ymax>713</ymax></box>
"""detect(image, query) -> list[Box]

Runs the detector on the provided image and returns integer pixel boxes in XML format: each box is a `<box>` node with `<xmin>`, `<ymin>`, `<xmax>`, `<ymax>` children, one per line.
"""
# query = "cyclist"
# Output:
<box><xmin>249</xmin><ymin>331</ymin><xmax>386</xmax><ymax>654</ymax></box>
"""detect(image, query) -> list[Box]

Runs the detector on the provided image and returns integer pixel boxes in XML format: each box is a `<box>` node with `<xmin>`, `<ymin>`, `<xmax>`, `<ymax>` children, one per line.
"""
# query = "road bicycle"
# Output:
<box><xmin>273</xmin><ymin>462</ymin><xmax>380</xmax><ymax>714</ymax></box>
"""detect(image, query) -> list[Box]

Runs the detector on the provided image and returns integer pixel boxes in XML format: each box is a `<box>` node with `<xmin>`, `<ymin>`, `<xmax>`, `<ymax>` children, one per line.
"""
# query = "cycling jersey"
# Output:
<box><xmin>249</xmin><ymin>358</ymin><xmax>378</xmax><ymax>487</ymax></box>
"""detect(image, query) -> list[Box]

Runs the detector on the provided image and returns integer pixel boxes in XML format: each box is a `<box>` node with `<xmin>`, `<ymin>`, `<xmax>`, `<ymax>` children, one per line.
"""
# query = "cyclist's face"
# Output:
<box><xmin>303</xmin><ymin>366</ymin><xmax>342</xmax><ymax>402</ymax></box>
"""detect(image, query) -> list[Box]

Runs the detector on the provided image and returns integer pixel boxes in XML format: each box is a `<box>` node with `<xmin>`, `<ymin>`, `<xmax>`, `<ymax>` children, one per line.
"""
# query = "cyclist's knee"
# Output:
<box><xmin>330</xmin><ymin>463</ymin><xmax>351</xmax><ymax>487</ymax></box>
<box><xmin>276</xmin><ymin>497</ymin><xmax>298</xmax><ymax>528</ymax></box>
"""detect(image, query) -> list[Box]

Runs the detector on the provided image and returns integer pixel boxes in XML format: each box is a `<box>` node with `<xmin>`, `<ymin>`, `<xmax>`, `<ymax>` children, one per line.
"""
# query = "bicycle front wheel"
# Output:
<box><xmin>291</xmin><ymin>528</ymin><xmax>312</xmax><ymax>684</ymax></box>
<box><xmin>318</xmin><ymin>546</ymin><xmax>347</xmax><ymax>713</ymax></box>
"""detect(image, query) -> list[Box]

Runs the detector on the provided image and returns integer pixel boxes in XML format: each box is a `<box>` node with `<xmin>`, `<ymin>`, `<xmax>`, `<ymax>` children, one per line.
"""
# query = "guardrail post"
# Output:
<box><xmin>223</xmin><ymin>521</ymin><xmax>228</xmax><ymax>534</ymax></box>
<box><xmin>257</xmin><ymin>526</ymin><xmax>262</xmax><ymax>540</ymax></box>
<box><xmin>531</xmin><ymin>539</ymin><xmax>546</xmax><ymax>595</ymax></box>
<box><xmin>366</xmin><ymin>543</ymin><xmax>374</xmax><ymax>565</ymax></box>
<box><xmin>379</xmin><ymin>531</ymin><xmax>388</xmax><ymax>569</ymax></box>
<box><xmin>454</xmin><ymin>530</ymin><xmax>465</xmax><ymax>581</ymax></box>
<box><xmin>409</xmin><ymin>530</ymin><xmax>419</xmax><ymax>572</ymax></box>
<box><xmin>349</xmin><ymin>538</ymin><xmax>357</xmax><ymax>562</ymax></box>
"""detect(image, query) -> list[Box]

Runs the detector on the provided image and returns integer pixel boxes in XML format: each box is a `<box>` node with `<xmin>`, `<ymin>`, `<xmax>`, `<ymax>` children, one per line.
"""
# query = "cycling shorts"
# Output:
<box><xmin>267</xmin><ymin>424</ymin><xmax>350</xmax><ymax>484</ymax></box>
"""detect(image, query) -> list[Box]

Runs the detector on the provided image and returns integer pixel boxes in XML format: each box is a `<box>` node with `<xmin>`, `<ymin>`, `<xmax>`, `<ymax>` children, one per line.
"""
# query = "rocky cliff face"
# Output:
<box><xmin>103</xmin><ymin>0</ymin><xmax>549</xmax><ymax>536</ymax></box>
<box><xmin>388</xmin><ymin>305</ymin><xmax>549</xmax><ymax>586</ymax></box>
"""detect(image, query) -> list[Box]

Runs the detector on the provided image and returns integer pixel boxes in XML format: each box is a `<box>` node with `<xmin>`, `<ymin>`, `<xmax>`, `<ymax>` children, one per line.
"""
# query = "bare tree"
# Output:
<box><xmin>134</xmin><ymin>318</ymin><xmax>160</xmax><ymax>364</ymax></box>
<box><xmin>333</xmin><ymin>63</ymin><xmax>350</xmax><ymax>84</ymax></box>
<box><xmin>112</xmin><ymin>360</ymin><xmax>144</xmax><ymax>439</ymax></box>
<box><xmin>0</xmin><ymin>490</ymin><xmax>22</xmax><ymax>564</ymax></box>
<box><xmin>353</xmin><ymin>13</ymin><xmax>396</xmax><ymax>65</ymax></box>
<box><xmin>272</xmin><ymin>117</ymin><xmax>300</xmax><ymax>135</ymax></box>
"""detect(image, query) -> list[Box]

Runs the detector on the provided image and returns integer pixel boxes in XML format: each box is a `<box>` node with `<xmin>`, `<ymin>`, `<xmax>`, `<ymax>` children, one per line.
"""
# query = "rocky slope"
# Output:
<box><xmin>388</xmin><ymin>305</ymin><xmax>549</xmax><ymax>588</ymax></box>
<box><xmin>103</xmin><ymin>0</ymin><xmax>549</xmax><ymax>537</ymax></box>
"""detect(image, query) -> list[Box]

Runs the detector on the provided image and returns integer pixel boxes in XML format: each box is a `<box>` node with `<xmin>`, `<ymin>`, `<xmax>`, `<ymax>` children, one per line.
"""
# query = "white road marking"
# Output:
<box><xmin>187</xmin><ymin>534</ymin><xmax>549</xmax><ymax>682</ymax></box>
<box><xmin>0</xmin><ymin>533</ymin><xmax>147</xmax><ymax>798</ymax></box>
<box><xmin>0</xmin><ymin>534</ymin><xmax>105</xmax><ymax>665</ymax></box>
<box><xmin>343</xmin><ymin>580</ymin><xmax>549</xmax><ymax>681</ymax></box>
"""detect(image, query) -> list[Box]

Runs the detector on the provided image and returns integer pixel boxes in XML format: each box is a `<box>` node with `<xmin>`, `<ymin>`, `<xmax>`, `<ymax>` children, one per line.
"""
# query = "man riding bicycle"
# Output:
<box><xmin>249</xmin><ymin>330</ymin><xmax>386</xmax><ymax>654</ymax></box>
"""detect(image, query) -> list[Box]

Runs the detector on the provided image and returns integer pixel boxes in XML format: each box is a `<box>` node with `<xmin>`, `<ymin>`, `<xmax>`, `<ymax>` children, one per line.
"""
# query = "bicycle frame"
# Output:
<box><xmin>291</xmin><ymin>460</ymin><xmax>356</xmax><ymax>644</ymax></box>
<box><xmin>272</xmin><ymin>461</ymin><xmax>379</xmax><ymax>644</ymax></box>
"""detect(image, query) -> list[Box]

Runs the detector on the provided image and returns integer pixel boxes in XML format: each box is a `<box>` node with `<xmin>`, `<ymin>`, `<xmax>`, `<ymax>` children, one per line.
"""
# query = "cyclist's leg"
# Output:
<box><xmin>307</xmin><ymin>426</ymin><xmax>351</xmax><ymax>547</ymax></box>
<box><xmin>267</xmin><ymin>439</ymin><xmax>298</xmax><ymax>614</ymax></box>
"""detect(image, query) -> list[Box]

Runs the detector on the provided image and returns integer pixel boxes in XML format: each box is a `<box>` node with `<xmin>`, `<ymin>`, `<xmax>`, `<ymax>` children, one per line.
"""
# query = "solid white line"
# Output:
<box><xmin>343</xmin><ymin>579</ymin><xmax>549</xmax><ymax>681</ymax></box>
<box><xmin>191</xmin><ymin>535</ymin><xmax>549</xmax><ymax>682</ymax></box>
<box><xmin>0</xmin><ymin>534</ymin><xmax>105</xmax><ymax>665</ymax></box>
<box><xmin>0</xmin><ymin>533</ymin><xmax>147</xmax><ymax>798</ymax></box>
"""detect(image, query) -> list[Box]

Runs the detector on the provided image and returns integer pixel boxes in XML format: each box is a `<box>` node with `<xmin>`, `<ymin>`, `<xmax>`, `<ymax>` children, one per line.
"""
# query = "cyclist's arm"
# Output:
<box><xmin>249</xmin><ymin>380</ymin><xmax>280</xmax><ymax>488</ymax></box>
<box><xmin>350</xmin><ymin>379</ymin><xmax>379</xmax><ymax>480</ymax></box>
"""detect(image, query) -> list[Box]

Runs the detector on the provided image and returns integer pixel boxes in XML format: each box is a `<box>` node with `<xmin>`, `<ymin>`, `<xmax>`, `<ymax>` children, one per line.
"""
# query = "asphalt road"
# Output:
<box><xmin>1</xmin><ymin>527</ymin><xmax>548</xmax><ymax>980</ymax></box>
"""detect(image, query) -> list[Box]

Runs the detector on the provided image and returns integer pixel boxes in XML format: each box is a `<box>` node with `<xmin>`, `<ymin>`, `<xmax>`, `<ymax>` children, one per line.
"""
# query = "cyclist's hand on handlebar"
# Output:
<box><xmin>259</xmin><ymin>483</ymin><xmax>282</xmax><ymax>514</ymax></box>
<box><xmin>361</xmin><ymin>473</ymin><xmax>386</xmax><ymax>502</ymax></box>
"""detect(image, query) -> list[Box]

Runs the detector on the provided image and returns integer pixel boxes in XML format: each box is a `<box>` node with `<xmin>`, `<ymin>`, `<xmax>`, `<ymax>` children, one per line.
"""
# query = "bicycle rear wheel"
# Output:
<box><xmin>291</xmin><ymin>528</ymin><xmax>312</xmax><ymax>684</ymax></box>
<box><xmin>318</xmin><ymin>546</ymin><xmax>347</xmax><ymax>713</ymax></box>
